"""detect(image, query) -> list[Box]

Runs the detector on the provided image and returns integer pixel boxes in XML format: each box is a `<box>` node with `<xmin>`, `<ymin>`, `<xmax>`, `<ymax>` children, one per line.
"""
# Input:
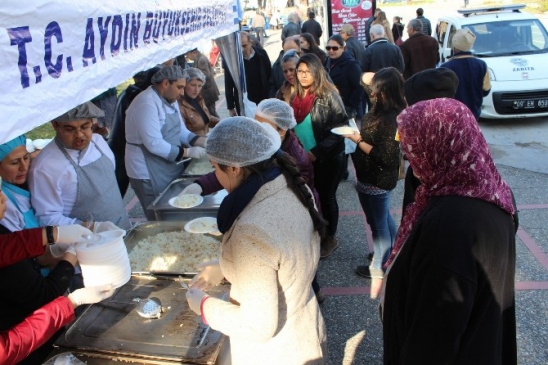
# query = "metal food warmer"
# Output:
<box><xmin>51</xmin><ymin>221</ymin><xmax>229</xmax><ymax>364</ymax></box>
<box><xmin>148</xmin><ymin>178</ymin><xmax>227</xmax><ymax>222</ymax></box>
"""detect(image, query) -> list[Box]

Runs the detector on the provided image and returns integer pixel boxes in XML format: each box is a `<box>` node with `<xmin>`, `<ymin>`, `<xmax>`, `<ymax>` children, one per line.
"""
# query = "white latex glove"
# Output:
<box><xmin>93</xmin><ymin>221</ymin><xmax>123</xmax><ymax>234</ymax></box>
<box><xmin>56</xmin><ymin>224</ymin><xmax>92</xmax><ymax>244</ymax></box>
<box><xmin>49</xmin><ymin>243</ymin><xmax>75</xmax><ymax>258</ymax></box>
<box><xmin>68</xmin><ymin>285</ymin><xmax>115</xmax><ymax>307</ymax></box>
<box><xmin>189</xmin><ymin>260</ymin><xmax>224</xmax><ymax>291</ymax></box>
<box><xmin>186</xmin><ymin>287</ymin><xmax>209</xmax><ymax>315</ymax></box>
<box><xmin>181</xmin><ymin>183</ymin><xmax>203</xmax><ymax>195</ymax></box>
<box><xmin>186</xmin><ymin>146</ymin><xmax>207</xmax><ymax>159</ymax></box>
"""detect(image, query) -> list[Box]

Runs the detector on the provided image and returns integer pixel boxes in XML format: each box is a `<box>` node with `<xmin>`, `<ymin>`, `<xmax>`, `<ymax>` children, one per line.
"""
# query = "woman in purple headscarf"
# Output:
<box><xmin>381</xmin><ymin>98</ymin><xmax>518</xmax><ymax>365</ymax></box>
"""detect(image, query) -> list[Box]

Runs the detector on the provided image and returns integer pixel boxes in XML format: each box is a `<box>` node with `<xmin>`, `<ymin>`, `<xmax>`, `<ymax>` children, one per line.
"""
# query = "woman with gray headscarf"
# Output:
<box><xmin>179</xmin><ymin>68</ymin><xmax>220</xmax><ymax>136</ymax></box>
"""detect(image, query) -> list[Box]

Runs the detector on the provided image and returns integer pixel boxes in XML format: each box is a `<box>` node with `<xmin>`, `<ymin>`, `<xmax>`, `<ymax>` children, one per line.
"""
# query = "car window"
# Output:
<box><xmin>466</xmin><ymin>19</ymin><xmax>548</xmax><ymax>56</ymax></box>
<box><xmin>437</xmin><ymin>21</ymin><xmax>449</xmax><ymax>44</ymax></box>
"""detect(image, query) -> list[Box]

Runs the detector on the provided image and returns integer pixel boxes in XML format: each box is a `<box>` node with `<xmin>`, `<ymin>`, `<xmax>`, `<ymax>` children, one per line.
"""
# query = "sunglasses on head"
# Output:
<box><xmin>325</xmin><ymin>46</ymin><xmax>341</xmax><ymax>51</ymax></box>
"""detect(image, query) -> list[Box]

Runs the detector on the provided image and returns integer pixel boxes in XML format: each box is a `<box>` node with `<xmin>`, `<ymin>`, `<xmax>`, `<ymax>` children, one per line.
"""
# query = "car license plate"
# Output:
<box><xmin>513</xmin><ymin>99</ymin><xmax>548</xmax><ymax>110</ymax></box>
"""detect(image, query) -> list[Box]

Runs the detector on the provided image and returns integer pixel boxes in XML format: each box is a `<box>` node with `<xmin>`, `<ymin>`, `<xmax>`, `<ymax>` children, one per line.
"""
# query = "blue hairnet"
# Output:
<box><xmin>0</xmin><ymin>135</ymin><xmax>26</xmax><ymax>161</ymax></box>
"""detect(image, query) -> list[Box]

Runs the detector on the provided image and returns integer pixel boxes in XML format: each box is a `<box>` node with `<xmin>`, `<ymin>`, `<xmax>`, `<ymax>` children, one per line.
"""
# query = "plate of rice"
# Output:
<box><xmin>169</xmin><ymin>194</ymin><xmax>203</xmax><ymax>209</ymax></box>
<box><xmin>331</xmin><ymin>126</ymin><xmax>356</xmax><ymax>135</ymax></box>
<box><xmin>184</xmin><ymin>217</ymin><xmax>219</xmax><ymax>234</ymax></box>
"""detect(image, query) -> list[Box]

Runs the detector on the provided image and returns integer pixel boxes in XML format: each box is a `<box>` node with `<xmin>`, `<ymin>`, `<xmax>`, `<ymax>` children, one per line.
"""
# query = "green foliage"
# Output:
<box><xmin>25</xmin><ymin>123</ymin><xmax>55</xmax><ymax>140</ymax></box>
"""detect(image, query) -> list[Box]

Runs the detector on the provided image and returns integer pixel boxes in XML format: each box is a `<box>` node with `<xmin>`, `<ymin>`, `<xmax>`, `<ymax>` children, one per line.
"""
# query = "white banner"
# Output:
<box><xmin>0</xmin><ymin>0</ymin><xmax>239</xmax><ymax>143</ymax></box>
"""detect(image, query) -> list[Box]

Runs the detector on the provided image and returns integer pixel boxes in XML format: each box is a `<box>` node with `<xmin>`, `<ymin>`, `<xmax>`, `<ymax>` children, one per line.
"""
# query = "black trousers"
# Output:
<box><xmin>313</xmin><ymin>152</ymin><xmax>345</xmax><ymax>236</ymax></box>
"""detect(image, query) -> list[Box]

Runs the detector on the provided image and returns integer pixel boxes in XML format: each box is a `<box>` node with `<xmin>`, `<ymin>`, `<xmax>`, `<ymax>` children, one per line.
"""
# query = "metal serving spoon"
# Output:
<box><xmin>133</xmin><ymin>297</ymin><xmax>163</xmax><ymax>319</ymax></box>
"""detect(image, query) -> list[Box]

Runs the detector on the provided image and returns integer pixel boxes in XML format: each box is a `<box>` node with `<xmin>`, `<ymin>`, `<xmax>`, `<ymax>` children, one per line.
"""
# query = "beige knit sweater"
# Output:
<box><xmin>203</xmin><ymin>175</ymin><xmax>327</xmax><ymax>364</ymax></box>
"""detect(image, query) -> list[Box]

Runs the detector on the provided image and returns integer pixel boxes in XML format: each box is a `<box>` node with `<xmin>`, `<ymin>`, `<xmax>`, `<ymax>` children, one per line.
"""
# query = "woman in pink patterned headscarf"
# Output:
<box><xmin>382</xmin><ymin>98</ymin><xmax>518</xmax><ymax>364</ymax></box>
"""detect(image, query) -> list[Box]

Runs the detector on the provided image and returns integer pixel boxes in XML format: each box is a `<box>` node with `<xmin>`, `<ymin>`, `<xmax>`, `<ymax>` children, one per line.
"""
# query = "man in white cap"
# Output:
<box><xmin>125</xmin><ymin>65</ymin><xmax>206</xmax><ymax>220</ymax></box>
<box><xmin>29</xmin><ymin>101</ymin><xmax>131</xmax><ymax>229</ymax></box>
<box><xmin>442</xmin><ymin>28</ymin><xmax>491</xmax><ymax>120</ymax></box>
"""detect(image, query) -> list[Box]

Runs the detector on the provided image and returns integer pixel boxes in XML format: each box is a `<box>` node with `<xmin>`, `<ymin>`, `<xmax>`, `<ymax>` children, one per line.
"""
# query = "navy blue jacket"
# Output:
<box><xmin>363</xmin><ymin>38</ymin><xmax>405</xmax><ymax>73</ymax></box>
<box><xmin>325</xmin><ymin>51</ymin><xmax>364</xmax><ymax>116</ymax></box>
<box><xmin>442</xmin><ymin>52</ymin><xmax>490</xmax><ymax>120</ymax></box>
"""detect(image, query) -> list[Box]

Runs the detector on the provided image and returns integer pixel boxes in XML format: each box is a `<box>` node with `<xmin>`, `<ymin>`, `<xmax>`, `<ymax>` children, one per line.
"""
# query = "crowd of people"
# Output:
<box><xmin>0</xmin><ymin>4</ymin><xmax>517</xmax><ymax>364</ymax></box>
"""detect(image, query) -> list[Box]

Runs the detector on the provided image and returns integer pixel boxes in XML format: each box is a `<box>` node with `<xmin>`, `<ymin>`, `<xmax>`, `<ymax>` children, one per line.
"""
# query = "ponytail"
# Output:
<box><xmin>274</xmin><ymin>151</ymin><xmax>327</xmax><ymax>239</ymax></box>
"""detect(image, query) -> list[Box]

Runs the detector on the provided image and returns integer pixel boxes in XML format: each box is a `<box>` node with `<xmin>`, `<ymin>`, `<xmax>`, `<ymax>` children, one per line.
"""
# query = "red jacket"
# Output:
<box><xmin>0</xmin><ymin>228</ymin><xmax>45</xmax><ymax>268</ymax></box>
<box><xmin>0</xmin><ymin>295</ymin><xmax>74</xmax><ymax>365</ymax></box>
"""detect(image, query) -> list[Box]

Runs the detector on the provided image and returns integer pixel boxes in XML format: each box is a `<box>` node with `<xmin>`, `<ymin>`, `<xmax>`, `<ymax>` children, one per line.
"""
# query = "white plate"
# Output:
<box><xmin>168</xmin><ymin>194</ymin><xmax>204</xmax><ymax>209</ymax></box>
<box><xmin>184</xmin><ymin>217</ymin><xmax>218</xmax><ymax>234</ymax></box>
<box><xmin>331</xmin><ymin>126</ymin><xmax>357</xmax><ymax>135</ymax></box>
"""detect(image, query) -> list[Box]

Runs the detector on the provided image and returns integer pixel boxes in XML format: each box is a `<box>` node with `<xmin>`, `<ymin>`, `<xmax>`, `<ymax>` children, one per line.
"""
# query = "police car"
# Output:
<box><xmin>436</xmin><ymin>4</ymin><xmax>548</xmax><ymax>118</ymax></box>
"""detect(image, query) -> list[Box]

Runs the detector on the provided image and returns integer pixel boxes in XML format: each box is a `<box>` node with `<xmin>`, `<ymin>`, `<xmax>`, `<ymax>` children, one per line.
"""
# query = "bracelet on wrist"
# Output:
<box><xmin>200</xmin><ymin>295</ymin><xmax>210</xmax><ymax>325</ymax></box>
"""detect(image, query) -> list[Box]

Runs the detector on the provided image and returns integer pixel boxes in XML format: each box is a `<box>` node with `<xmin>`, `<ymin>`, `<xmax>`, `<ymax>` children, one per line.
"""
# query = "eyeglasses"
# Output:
<box><xmin>325</xmin><ymin>46</ymin><xmax>341</xmax><ymax>51</ymax></box>
<box><xmin>58</xmin><ymin>123</ymin><xmax>93</xmax><ymax>135</ymax></box>
<box><xmin>296</xmin><ymin>69</ymin><xmax>312</xmax><ymax>76</ymax></box>
<box><xmin>241</xmin><ymin>43</ymin><xmax>251</xmax><ymax>48</ymax></box>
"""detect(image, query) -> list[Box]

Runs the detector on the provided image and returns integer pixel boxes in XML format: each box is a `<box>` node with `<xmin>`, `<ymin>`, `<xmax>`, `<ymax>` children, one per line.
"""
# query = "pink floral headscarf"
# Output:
<box><xmin>386</xmin><ymin>98</ymin><xmax>515</xmax><ymax>267</ymax></box>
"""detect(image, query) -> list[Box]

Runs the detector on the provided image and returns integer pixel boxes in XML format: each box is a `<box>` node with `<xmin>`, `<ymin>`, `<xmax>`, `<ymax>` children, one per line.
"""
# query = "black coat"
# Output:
<box><xmin>383</xmin><ymin>196</ymin><xmax>517</xmax><ymax>365</ymax></box>
<box><xmin>392</xmin><ymin>23</ymin><xmax>405</xmax><ymax>43</ymax></box>
<box><xmin>0</xmin><ymin>259</ymin><xmax>75</xmax><ymax>330</ymax></box>
<box><xmin>268</xmin><ymin>50</ymin><xmax>285</xmax><ymax>98</ymax></box>
<box><xmin>224</xmin><ymin>46</ymin><xmax>271</xmax><ymax>111</ymax></box>
<box><xmin>363</xmin><ymin>38</ymin><xmax>405</xmax><ymax>73</ymax></box>
<box><xmin>325</xmin><ymin>51</ymin><xmax>364</xmax><ymax>116</ymax></box>
<box><xmin>344</xmin><ymin>37</ymin><xmax>366</xmax><ymax>70</ymax></box>
<box><xmin>351</xmin><ymin>110</ymin><xmax>400</xmax><ymax>190</ymax></box>
<box><xmin>301</xmin><ymin>18</ymin><xmax>323</xmax><ymax>45</ymax></box>
<box><xmin>306</xmin><ymin>90</ymin><xmax>349</xmax><ymax>160</ymax></box>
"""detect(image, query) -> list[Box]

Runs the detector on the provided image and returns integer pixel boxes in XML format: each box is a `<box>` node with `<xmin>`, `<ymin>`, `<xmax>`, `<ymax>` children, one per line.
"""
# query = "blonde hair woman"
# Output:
<box><xmin>373</xmin><ymin>11</ymin><xmax>394</xmax><ymax>44</ymax></box>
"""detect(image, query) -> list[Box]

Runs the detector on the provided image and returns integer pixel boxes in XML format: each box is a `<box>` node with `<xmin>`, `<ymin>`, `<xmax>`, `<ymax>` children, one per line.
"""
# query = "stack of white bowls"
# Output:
<box><xmin>75</xmin><ymin>229</ymin><xmax>131</xmax><ymax>288</ymax></box>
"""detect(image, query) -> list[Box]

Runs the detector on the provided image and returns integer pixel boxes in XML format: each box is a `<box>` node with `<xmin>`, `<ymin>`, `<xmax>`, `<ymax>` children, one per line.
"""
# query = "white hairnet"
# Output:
<box><xmin>255</xmin><ymin>99</ymin><xmax>297</xmax><ymax>130</ymax></box>
<box><xmin>151</xmin><ymin>65</ymin><xmax>186</xmax><ymax>83</ymax></box>
<box><xmin>185</xmin><ymin>67</ymin><xmax>206</xmax><ymax>83</ymax></box>
<box><xmin>206</xmin><ymin>117</ymin><xmax>281</xmax><ymax>167</ymax></box>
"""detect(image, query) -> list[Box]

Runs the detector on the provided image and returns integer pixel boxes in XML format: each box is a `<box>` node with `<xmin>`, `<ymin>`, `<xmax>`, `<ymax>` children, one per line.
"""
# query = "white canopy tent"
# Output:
<box><xmin>0</xmin><ymin>0</ymin><xmax>240</xmax><ymax>143</ymax></box>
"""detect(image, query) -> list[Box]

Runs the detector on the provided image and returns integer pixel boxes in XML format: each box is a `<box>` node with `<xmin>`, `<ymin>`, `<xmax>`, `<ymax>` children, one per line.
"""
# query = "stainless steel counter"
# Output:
<box><xmin>53</xmin><ymin>276</ymin><xmax>229</xmax><ymax>364</ymax></box>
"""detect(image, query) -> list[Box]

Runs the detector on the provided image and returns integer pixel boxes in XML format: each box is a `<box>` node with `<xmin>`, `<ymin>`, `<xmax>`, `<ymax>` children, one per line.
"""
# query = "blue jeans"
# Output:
<box><xmin>357</xmin><ymin>190</ymin><xmax>397</xmax><ymax>274</ymax></box>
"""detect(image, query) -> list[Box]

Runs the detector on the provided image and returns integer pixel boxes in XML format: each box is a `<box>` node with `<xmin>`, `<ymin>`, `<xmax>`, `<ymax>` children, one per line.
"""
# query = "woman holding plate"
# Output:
<box><xmin>291</xmin><ymin>53</ymin><xmax>349</xmax><ymax>258</ymax></box>
<box><xmin>342</xmin><ymin>67</ymin><xmax>403</xmax><ymax>292</ymax></box>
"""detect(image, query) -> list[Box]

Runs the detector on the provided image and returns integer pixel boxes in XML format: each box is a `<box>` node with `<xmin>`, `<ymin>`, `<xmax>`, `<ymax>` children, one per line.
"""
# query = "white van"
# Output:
<box><xmin>436</xmin><ymin>4</ymin><xmax>548</xmax><ymax>119</ymax></box>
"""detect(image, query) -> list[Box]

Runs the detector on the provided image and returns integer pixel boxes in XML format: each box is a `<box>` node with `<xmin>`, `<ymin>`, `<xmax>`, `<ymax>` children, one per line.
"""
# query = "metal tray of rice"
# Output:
<box><xmin>126</xmin><ymin>221</ymin><xmax>221</xmax><ymax>275</ymax></box>
<box><xmin>148</xmin><ymin>178</ymin><xmax>227</xmax><ymax>221</ymax></box>
<box><xmin>184</xmin><ymin>155</ymin><xmax>215</xmax><ymax>175</ymax></box>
